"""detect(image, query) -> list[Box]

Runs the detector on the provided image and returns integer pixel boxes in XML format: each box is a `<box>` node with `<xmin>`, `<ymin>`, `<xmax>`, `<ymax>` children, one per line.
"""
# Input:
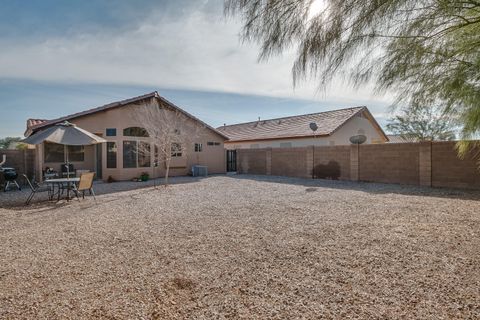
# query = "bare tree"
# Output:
<box><xmin>134</xmin><ymin>98</ymin><xmax>204</xmax><ymax>187</ymax></box>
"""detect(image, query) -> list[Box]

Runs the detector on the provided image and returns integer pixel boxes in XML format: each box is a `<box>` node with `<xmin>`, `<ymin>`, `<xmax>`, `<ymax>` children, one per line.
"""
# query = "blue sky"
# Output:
<box><xmin>0</xmin><ymin>0</ymin><xmax>393</xmax><ymax>137</ymax></box>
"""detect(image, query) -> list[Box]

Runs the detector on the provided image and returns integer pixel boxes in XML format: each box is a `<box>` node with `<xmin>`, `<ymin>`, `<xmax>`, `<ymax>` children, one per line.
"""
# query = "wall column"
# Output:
<box><xmin>350</xmin><ymin>144</ymin><xmax>359</xmax><ymax>181</ymax></box>
<box><xmin>306</xmin><ymin>146</ymin><xmax>314</xmax><ymax>178</ymax></box>
<box><xmin>419</xmin><ymin>142</ymin><xmax>432</xmax><ymax>187</ymax></box>
<box><xmin>266</xmin><ymin>148</ymin><xmax>272</xmax><ymax>175</ymax></box>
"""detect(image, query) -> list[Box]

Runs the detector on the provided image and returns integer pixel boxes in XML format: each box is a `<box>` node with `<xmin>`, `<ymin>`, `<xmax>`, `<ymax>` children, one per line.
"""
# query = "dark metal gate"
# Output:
<box><xmin>226</xmin><ymin>150</ymin><xmax>237</xmax><ymax>172</ymax></box>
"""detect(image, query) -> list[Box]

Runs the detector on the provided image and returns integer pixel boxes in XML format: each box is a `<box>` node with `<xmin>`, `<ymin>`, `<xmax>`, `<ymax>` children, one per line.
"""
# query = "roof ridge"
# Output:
<box><xmin>30</xmin><ymin>91</ymin><xmax>158</xmax><ymax>130</ymax></box>
<box><xmin>218</xmin><ymin>106</ymin><xmax>365</xmax><ymax>129</ymax></box>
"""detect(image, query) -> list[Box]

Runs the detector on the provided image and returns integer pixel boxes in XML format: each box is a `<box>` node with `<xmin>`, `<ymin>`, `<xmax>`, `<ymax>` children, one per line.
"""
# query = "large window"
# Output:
<box><xmin>68</xmin><ymin>145</ymin><xmax>84</xmax><ymax>162</ymax></box>
<box><xmin>107</xmin><ymin>142</ymin><xmax>117</xmax><ymax>168</ymax></box>
<box><xmin>106</xmin><ymin>128</ymin><xmax>117</xmax><ymax>136</ymax></box>
<box><xmin>138</xmin><ymin>142</ymin><xmax>151</xmax><ymax>168</ymax></box>
<box><xmin>123</xmin><ymin>141</ymin><xmax>151</xmax><ymax>168</ymax></box>
<box><xmin>44</xmin><ymin>142</ymin><xmax>64</xmax><ymax>162</ymax></box>
<box><xmin>123</xmin><ymin>127</ymin><xmax>149</xmax><ymax>137</ymax></box>
<box><xmin>123</xmin><ymin>141</ymin><xmax>137</xmax><ymax>168</ymax></box>
<box><xmin>44</xmin><ymin>143</ymin><xmax>84</xmax><ymax>162</ymax></box>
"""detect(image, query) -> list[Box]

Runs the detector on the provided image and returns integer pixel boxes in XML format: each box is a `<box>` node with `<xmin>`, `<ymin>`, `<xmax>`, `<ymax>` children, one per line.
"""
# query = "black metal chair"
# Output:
<box><xmin>23</xmin><ymin>174</ymin><xmax>52</xmax><ymax>205</ymax></box>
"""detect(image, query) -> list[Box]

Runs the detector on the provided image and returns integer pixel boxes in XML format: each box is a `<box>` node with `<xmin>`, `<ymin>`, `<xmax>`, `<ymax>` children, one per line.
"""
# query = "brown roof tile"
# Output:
<box><xmin>387</xmin><ymin>135</ymin><xmax>418</xmax><ymax>143</ymax></box>
<box><xmin>217</xmin><ymin>107</ymin><xmax>375</xmax><ymax>142</ymax></box>
<box><xmin>27</xmin><ymin>118</ymin><xmax>47</xmax><ymax>128</ymax></box>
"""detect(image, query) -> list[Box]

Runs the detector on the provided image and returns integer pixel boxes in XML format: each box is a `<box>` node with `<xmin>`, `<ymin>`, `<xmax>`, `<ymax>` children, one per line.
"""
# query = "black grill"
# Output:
<box><xmin>1</xmin><ymin>167</ymin><xmax>21</xmax><ymax>191</ymax></box>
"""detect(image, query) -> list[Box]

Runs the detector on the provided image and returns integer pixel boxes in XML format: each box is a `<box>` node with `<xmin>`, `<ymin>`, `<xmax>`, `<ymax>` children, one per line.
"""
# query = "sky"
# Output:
<box><xmin>0</xmin><ymin>0</ymin><xmax>394</xmax><ymax>137</ymax></box>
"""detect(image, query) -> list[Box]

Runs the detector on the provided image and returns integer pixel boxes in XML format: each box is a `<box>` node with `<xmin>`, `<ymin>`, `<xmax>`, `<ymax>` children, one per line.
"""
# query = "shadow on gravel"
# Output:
<box><xmin>0</xmin><ymin>175</ymin><xmax>209</xmax><ymax>210</ymax></box>
<box><xmin>229</xmin><ymin>174</ymin><xmax>480</xmax><ymax>201</ymax></box>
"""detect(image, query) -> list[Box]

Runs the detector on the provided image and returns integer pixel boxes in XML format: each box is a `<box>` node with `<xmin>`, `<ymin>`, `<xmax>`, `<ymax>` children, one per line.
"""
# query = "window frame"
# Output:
<box><xmin>171</xmin><ymin>143</ymin><xmax>183</xmax><ymax>157</ymax></box>
<box><xmin>106</xmin><ymin>128</ymin><xmax>117</xmax><ymax>137</ymax></box>
<box><xmin>194</xmin><ymin>143</ymin><xmax>203</xmax><ymax>152</ymax></box>
<box><xmin>67</xmin><ymin>145</ymin><xmax>85</xmax><ymax>162</ymax></box>
<box><xmin>44</xmin><ymin>142</ymin><xmax>65</xmax><ymax>163</ymax></box>
<box><xmin>123</xmin><ymin>127</ymin><xmax>149</xmax><ymax>137</ymax></box>
<box><xmin>107</xmin><ymin>142</ymin><xmax>117</xmax><ymax>168</ymax></box>
<box><xmin>123</xmin><ymin>140</ymin><xmax>151</xmax><ymax>168</ymax></box>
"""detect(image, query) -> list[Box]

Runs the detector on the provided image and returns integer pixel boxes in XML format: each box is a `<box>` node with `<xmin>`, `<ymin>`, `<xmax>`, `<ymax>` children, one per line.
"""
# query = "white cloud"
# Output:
<box><xmin>0</xmin><ymin>7</ymin><xmax>393</xmax><ymax>107</ymax></box>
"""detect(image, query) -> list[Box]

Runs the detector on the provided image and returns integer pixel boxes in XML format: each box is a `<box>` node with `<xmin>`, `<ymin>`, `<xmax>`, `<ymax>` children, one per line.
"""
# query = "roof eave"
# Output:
<box><xmin>224</xmin><ymin>133</ymin><xmax>331</xmax><ymax>143</ymax></box>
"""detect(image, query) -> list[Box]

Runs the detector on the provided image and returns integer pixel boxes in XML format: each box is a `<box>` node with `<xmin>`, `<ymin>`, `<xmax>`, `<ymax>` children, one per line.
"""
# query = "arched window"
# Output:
<box><xmin>123</xmin><ymin>127</ymin><xmax>149</xmax><ymax>137</ymax></box>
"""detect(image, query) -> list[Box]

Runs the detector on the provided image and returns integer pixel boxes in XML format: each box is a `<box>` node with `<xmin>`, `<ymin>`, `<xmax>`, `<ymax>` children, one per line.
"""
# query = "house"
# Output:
<box><xmin>25</xmin><ymin>92</ymin><xmax>229</xmax><ymax>181</ymax></box>
<box><xmin>218</xmin><ymin>106</ymin><xmax>388</xmax><ymax>149</ymax></box>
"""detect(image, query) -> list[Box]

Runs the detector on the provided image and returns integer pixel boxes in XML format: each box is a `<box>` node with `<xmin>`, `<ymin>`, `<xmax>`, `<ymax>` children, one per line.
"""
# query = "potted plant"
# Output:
<box><xmin>140</xmin><ymin>172</ymin><xmax>149</xmax><ymax>182</ymax></box>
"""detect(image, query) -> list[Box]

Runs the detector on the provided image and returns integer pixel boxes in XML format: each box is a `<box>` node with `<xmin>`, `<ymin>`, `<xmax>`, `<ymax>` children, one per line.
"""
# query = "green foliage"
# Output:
<box><xmin>386</xmin><ymin>105</ymin><xmax>457</xmax><ymax>141</ymax></box>
<box><xmin>226</xmin><ymin>0</ymin><xmax>480</xmax><ymax>155</ymax></box>
<box><xmin>0</xmin><ymin>137</ymin><xmax>22</xmax><ymax>149</ymax></box>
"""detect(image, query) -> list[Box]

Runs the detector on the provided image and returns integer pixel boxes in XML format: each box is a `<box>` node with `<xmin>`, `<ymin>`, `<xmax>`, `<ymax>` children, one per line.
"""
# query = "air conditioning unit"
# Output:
<box><xmin>192</xmin><ymin>165</ymin><xmax>208</xmax><ymax>177</ymax></box>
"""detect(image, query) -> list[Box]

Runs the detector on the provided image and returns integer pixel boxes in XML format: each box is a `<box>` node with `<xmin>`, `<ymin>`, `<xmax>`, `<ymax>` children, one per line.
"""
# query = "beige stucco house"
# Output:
<box><xmin>218</xmin><ymin>106</ymin><xmax>388</xmax><ymax>149</ymax></box>
<box><xmin>25</xmin><ymin>92</ymin><xmax>228</xmax><ymax>181</ymax></box>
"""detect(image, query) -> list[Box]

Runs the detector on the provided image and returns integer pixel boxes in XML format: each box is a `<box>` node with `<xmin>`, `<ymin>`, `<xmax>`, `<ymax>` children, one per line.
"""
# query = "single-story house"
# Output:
<box><xmin>25</xmin><ymin>92</ymin><xmax>229</xmax><ymax>181</ymax></box>
<box><xmin>218</xmin><ymin>106</ymin><xmax>388</xmax><ymax>149</ymax></box>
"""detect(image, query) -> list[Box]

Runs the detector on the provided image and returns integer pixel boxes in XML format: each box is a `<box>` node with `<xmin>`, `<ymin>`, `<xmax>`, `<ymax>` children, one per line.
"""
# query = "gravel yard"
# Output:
<box><xmin>1</xmin><ymin>175</ymin><xmax>479</xmax><ymax>319</ymax></box>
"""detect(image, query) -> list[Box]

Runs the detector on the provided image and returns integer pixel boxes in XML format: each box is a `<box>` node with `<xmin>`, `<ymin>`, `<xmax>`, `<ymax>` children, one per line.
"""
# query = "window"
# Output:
<box><xmin>279</xmin><ymin>142</ymin><xmax>292</xmax><ymax>148</ymax></box>
<box><xmin>44</xmin><ymin>142</ymin><xmax>64</xmax><ymax>162</ymax></box>
<box><xmin>107</xmin><ymin>142</ymin><xmax>117</xmax><ymax>168</ymax></box>
<box><xmin>171</xmin><ymin>143</ymin><xmax>182</xmax><ymax>157</ymax></box>
<box><xmin>67</xmin><ymin>145</ymin><xmax>84</xmax><ymax>162</ymax></box>
<box><xmin>138</xmin><ymin>142</ymin><xmax>151</xmax><ymax>167</ymax></box>
<box><xmin>44</xmin><ymin>143</ymin><xmax>85</xmax><ymax>162</ymax></box>
<box><xmin>207</xmin><ymin>141</ymin><xmax>221</xmax><ymax>146</ymax></box>
<box><xmin>123</xmin><ymin>141</ymin><xmax>151</xmax><ymax>168</ymax></box>
<box><xmin>154</xmin><ymin>145</ymin><xmax>159</xmax><ymax>167</ymax></box>
<box><xmin>123</xmin><ymin>141</ymin><xmax>137</xmax><ymax>168</ymax></box>
<box><xmin>123</xmin><ymin>127</ymin><xmax>149</xmax><ymax>137</ymax></box>
<box><xmin>194</xmin><ymin>143</ymin><xmax>203</xmax><ymax>152</ymax></box>
<box><xmin>106</xmin><ymin>128</ymin><xmax>117</xmax><ymax>136</ymax></box>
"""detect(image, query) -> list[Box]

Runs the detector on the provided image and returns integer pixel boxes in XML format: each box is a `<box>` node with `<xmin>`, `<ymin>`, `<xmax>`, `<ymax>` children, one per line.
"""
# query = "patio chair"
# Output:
<box><xmin>23</xmin><ymin>174</ymin><xmax>52</xmax><ymax>205</ymax></box>
<box><xmin>73</xmin><ymin>172</ymin><xmax>96</xmax><ymax>201</ymax></box>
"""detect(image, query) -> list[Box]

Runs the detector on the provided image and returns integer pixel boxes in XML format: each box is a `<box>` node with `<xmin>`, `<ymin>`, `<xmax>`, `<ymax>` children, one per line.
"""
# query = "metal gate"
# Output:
<box><xmin>226</xmin><ymin>150</ymin><xmax>237</xmax><ymax>172</ymax></box>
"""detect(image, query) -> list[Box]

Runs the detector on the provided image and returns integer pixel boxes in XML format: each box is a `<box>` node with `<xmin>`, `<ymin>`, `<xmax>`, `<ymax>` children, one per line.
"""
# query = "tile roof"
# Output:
<box><xmin>387</xmin><ymin>135</ymin><xmax>418</xmax><ymax>143</ymax></box>
<box><xmin>26</xmin><ymin>118</ymin><xmax>47</xmax><ymax>128</ymax></box>
<box><xmin>25</xmin><ymin>92</ymin><xmax>229</xmax><ymax>139</ymax></box>
<box><xmin>218</xmin><ymin>107</ymin><xmax>374</xmax><ymax>142</ymax></box>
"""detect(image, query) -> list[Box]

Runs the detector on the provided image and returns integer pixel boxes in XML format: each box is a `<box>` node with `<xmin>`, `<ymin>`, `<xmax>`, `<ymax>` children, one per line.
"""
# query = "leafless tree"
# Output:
<box><xmin>134</xmin><ymin>98</ymin><xmax>204</xmax><ymax>187</ymax></box>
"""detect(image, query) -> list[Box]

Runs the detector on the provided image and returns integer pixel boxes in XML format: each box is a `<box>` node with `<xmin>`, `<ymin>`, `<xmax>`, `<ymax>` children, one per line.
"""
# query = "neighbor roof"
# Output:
<box><xmin>218</xmin><ymin>107</ymin><xmax>388</xmax><ymax>142</ymax></box>
<box><xmin>387</xmin><ymin>135</ymin><xmax>418</xmax><ymax>143</ymax></box>
<box><xmin>25</xmin><ymin>92</ymin><xmax>229</xmax><ymax>139</ymax></box>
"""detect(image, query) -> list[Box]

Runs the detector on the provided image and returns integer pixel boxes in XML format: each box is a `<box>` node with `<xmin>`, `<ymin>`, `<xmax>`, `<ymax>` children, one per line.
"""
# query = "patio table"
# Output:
<box><xmin>45</xmin><ymin>177</ymin><xmax>80</xmax><ymax>201</ymax></box>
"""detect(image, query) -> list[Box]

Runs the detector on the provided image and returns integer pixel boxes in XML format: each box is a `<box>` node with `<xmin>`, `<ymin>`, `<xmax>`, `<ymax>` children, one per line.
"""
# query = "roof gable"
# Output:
<box><xmin>26</xmin><ymin>92</ymin><xmax>229</xmax><ymax>140</ymax></box>
<box><xmin>217</xmin><ymin>106</ymin><xmax>387</xmax><ymax>142</ymax></box>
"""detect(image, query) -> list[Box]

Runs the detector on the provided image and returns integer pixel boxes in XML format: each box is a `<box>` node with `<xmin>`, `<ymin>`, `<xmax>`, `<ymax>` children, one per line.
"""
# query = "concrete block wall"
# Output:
<box><xmin>271</xmin><ymin>147</ymin><xmax>309</xmax><ymax>178</ymax></box>
<box><xmin>0</xmin><ymin>149</ymin><xmax>36</xmax><ymax>186</ymax></box>
<box><xmin>359</xmin><ymin>143</ymin><xmax>420</xmax><ymax>185</ymax></box>
<box><xmin>431</xmin><ymin>142</ymin><xmax>480</xmax><ymax>189</ymax></box>
<box><xmin>314</xmin><ymin>146</ymin><xmax>351</xmax><ymax>180</ymax></box>
<box><xmin>236</xmin><ymin>141</ymin><xmax>480</xmax><ymax>189</ymax></box>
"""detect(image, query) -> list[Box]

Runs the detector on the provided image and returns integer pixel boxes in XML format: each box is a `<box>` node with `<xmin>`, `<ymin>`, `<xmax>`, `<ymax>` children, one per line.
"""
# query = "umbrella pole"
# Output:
<box><xmin>65</xmin><ymin>145</ymin><xmax>71</xmax><ymax>200</ymax></box>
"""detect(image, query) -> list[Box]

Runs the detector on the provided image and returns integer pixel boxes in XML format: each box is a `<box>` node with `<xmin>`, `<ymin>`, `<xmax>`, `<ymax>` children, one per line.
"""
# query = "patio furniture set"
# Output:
<box><xmin>23</xmin><ymin>170</ymin><xmax>96</xmax><ymax>205</ymax></box>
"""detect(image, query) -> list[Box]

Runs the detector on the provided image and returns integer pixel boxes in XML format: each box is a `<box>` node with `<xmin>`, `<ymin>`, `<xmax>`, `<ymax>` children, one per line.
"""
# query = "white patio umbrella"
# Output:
<box><xmin>23</xmin><ymin>121</ymin><xmax>106</xmax><ymax>177</ymax></box>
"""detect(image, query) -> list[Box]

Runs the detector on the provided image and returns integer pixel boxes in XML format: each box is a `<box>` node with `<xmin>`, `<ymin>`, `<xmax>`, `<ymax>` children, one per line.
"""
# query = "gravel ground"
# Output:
<box><xmin>0</xmin><ymin>175</ymin><xmax>479</xmax><ymax>319</ymax></box>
